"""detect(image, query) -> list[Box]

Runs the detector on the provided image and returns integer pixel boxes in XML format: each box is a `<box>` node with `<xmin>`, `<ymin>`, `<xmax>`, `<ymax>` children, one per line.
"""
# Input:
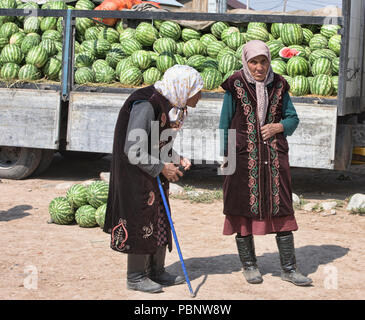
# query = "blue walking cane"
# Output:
<box><xmin>157</xmin><ymin>170</ymin><xmax>195</xmax><ymax>298</ymax></box>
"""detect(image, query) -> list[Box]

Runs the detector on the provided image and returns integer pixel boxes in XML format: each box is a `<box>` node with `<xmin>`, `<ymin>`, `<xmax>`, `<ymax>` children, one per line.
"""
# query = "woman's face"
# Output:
<box><xmin>186</xmin><ymin>90</ymin><xmax>202</xmax><ymax>108</ymax></box>
<box><xmin>247</xmin><ymin>55</ymin><xmax>270</xmax><ymax>82</ymax></box>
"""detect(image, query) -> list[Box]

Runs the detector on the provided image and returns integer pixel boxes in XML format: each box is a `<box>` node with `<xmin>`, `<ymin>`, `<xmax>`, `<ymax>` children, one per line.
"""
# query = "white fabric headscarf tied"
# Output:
<box><xmin>241</xmin><ymin>40</ymin><xmax>274</xmax><ymax>127</ymax></box>
<box><xmin>154</xmin><ymin>65</ymin><xmax>204</xmax><ymax>127</ymax></box>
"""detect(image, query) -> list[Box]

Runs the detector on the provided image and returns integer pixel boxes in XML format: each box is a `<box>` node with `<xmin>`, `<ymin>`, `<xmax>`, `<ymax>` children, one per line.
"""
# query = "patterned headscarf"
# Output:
<box><xmin>241</xmin><ymin>40</ymin><xmax>274</xmax><ymax>127</ymax></box>
<box><xmin>154</xmin><ymin>65</ymin><xmax>204</xmax><ymax>128</ymax></box>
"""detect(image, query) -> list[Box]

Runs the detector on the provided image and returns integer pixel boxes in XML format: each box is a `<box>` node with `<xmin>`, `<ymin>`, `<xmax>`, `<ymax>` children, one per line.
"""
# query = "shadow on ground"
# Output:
<box><xmin>0</xmin><ymin>205</ymin><xmax>32</xmax><ymax>222</ymax></box>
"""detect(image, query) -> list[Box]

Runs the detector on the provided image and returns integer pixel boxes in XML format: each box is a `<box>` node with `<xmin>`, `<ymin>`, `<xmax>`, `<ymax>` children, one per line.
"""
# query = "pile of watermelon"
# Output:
<box><xmin>0</xmin><ymin>0</ymin><xmax>341</xmax><ymax>97</ymax></box>
<box><xmin>48</xmin><ymin>180</ymin><xmax>108</xmax><ymax>229</ymax></box>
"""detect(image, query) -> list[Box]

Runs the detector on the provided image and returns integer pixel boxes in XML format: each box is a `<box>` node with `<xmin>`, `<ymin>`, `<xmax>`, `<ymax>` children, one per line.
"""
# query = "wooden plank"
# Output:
<box><xmin>0</xmin><ymin>89</ymin><xmax>61</xmax><ymax>149</ymax></box>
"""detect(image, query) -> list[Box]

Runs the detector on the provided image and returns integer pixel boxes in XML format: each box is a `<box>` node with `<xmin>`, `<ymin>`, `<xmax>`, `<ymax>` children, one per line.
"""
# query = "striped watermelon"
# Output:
<box><xmin>320</xmin><ymin>25</ymin><xmax>341</xmax><ymax>39</ymax></box>
<box><xmin>218</xmin><ymin>54</ymin><xmax>238</xmax><ymax>74</ymax></box>
<box><xmin>280</xmin><ymin>24</ymin><xmax>303</xmax><ymax>46</ymax></box>
<box><xmin>223</xmin><ymin>69</ymin><xmax>236</xmax><ymax>82</ymax></box>
<box><xmin>42</xmin><ymin>30</ymin><xmax>62</xmax><ymax>42</ymax></box>
<box><xmin>271</xmin><ymin>23</ymin><xmax>283</xmax><ymax>39</ymax></box>
<box><xmin>66</xmin><ymin>184</ymin><xmax>89</xmax><ymax>209</ymax></box>
<box><xmin>217</xmin><ymin>47</ymin><xmax>235</xmax><ymax>62</ymax></box>
<box><xmin>332</xmin><ymin>57</ymin><xmax>340</xmax><ymax>75</ymax></box>
<box><xmin>75</xmin><ymin>18</ymin><xmax>94</xmax><ymax>35</ymax></box>
<box><xmin>49</xmin><ymin>197</ymin><xmax>75</xmax><ymax>225</ymax></box>
<box><xmin>98</xmin><ymin>27</ymin><xmax>120</xmax><ymax>44</ymax></box>
<box><xmin>156</xmin><ymin>52</ymin><xmax>176</xmax><ymax>73</ymax></box>
<box><xmin>282</xmin><ymin>75</ymin><xmax>293</xmax><ymax>86</ymax></box>
<box><xmin>210</xmin><ymin>21</ymin><xmax>229</xmax><ymax>39</ymax></box>
<box><xmin>75</xmin><ymin>67</ymin><xmax>95</xmax><ymax>84</ymax></box>
<box><xmin>120</xmin><ymin>38</ymin><xmax>142</xmax><ymax>56</ymax></box>
<box><xmin>119</xmin><ymin>66</ymin><xmax>143</xmax><ymax>86</ymax></box>
<box><xmin>86</xmin><ymin>181</ymin><xmax>109</xmax><ymax>208</ymax></box>
<box><xmin>176</xmin><ymin>42</ymin><xmax>184</xmax><ymax>55</ymax></box>
<box><xmin>310</xmin><ymin>74</ymin><xmax>333</xmax><ymax>96</ymax></box>
<box><xmin>302</xmin><ymin>28</ymin><xmax>314</xmax><ymax>45</ymax></box>
<box><xmin>0</xmin><ymin>22</ymin><xmax>19</xmax><ymax>39</ymax></box>
<box><xmin>48</xmin><ymin>1</ymin><xmax>67</xmax><ymax>9</ymax></box>
<box><xmin>136</xmin><ymin>23</ymin><xmax>158</xmax><ymax>47</ymax></box>
<box><xmin>236</xmin><ymin>44</ymin><xmax>244</xmax><ymax>60</ymax></box>
<box><xmin>201</xmin><ymin>68</ymin><xmax>223</xmax><ymax>90</ymax></box>
<box><xmin>201</xmin><ymin>58</ymin><xmax>219</xmax><ymax>71</ymax></box>
<box><xmin>131</xmin><ymin>50</ymin><xmax>151</xmax><ymax>70</ymax></box>
<box><xmin>75</xmin><ymin>52</ymin><xmax>95</xmax><ymax>68</ymax></box>
<box><xmin>187</xmin><ymin>55</ymin><xmax>206</xmax><ymax>72</ymax></box>
<box><xmin>116</xmin><ymin>57</ymin><xmax>137</xmax><ymax>78</ymax></box>
<box><xmin>221</xmin><ymin>27</ymin><xmax>240</xmax><ymax>44</ymax></box>
<box><xmin>18</xmin><ymin>64</ymin><xmax>41</xmax><ymax>81</ymax></box>
<box><xmin>200</xmin><ymin>33</ymin><xmax>218</xmax><ymax>47</ymax></box>
<box><xmin>153</xmin><ymin>20</ymin><xmax>164</xmax><ymax>31</ymax></box>
<box><xmin>143</xmin><ymin>67</ymin><xmax>161</xmax><ymax>85</ymax></box>
<box><xmin>286</xmin><ymin>56</ymin><xmax>309</xmax><ymax>77</ymax></box>
<box><xmin>85</xmin><ymin>26</ymin><xmax>102</xmax><ymax>41</ymax></box>
<box><xmin>183</xmin><ymin>39</ymin><xmax>205</xmax><ymax>58</ymax></box>
<box><xmin>309</xmin><ymin>34</ymin><xmax>328</xmax><ymax>50</ymax></box>
<box><xmin>226</xmin><ymin>32</ymin><xmax>245</xmax><ymax>50</ymax></box>
<box><xmin>174</xmin><ymin>54</ymin><xmax>186</xmax><ymax>65</ymax></box>
<box><xmin>0</xmin><ymin>37</ymin><xmax>8</xmax><ymax>51</ymax></box>
<box><xmin>271</xmin><ymin>59</ymin><xmax>287</xmax><ymax>75</ymax></box>
<box><xmin>153</xmin><ymin>37</ymin><xmax>177</xmax><ymax>54</ymax></box>
<box><xmin>311</xmin><ymin>57</ymin><xmax>332</xmax><ymax>76</ymax></box>
<box><xmin>307</xmin><ymin>76</ymin><xmax>314</xmax><ymax>88</ymax></box>
<box><xmin>0</xmin><ymin>62</ymin><xmax>19</xmax><ymax>80</ymax></box>
<box><xmin>288</xmin><ymin>45</ymin><xmax>307</xmax><ymax>58</ymax></box>
<box><xmin>95</xmin><ymin>203</ymin><xmax>107</xmax><ymax>229</ymax></box>
<box><xmin>92</xmin><ymin>59</ymin><xmax>115</xmax><ymax>83</ymax></box>
<box><xmin>328</xmin><ymin>34</ymin><xmax>341</xmax><ymax>56</ymax></box>
<box><xmin>332</xmin><ymin>76</ymin><xmax>338</xmax><ymax>94</ymax></box>
<box><xmin>75</xmin><ymin>205</ymin><xmax>97</xmax><ymax>228</ymax></box>
<box><xmin>105</xmin><ymin>47</ymin><xmax>125</xmax><ymax>69</ymax></box>
<box><xmin>309</xmin><ymin>49</ymin><xmax>337</xmax><ymax>65</ymax></box>
<box><xmin>1</xmin><ymin>44</ymin><xmax>23</xmax><ymax>64</ymax></box>
<box><xmin>23</xmin><ymin>17</ymin><xmax>40</xmax><ymax>34</ymax></box>
<box><xmin>267</xmin><ymin>40</ymin><xmax>285</xmax><ymax>60</ymax></box>
<box><xmin>40</xmin><ymin>39</ymin><xmax>57</xmax><ymax>56</ymax></box>
<box><xmin>75</xmin><ymin>0</ymin><xmax>95</xmax><ymax>10</ymax></box>
<box><xmin>207</xmin><ymin>41</ymin><xmax>225</xmax><ymax>59</ymax></box>
<box><xmin>159</xmin><ymin>21</ymin><xmax>181</xmax><ymax>41</ymax></box>
<box><xmin>43</xmin><ymin>57</ymin><xmax>62</xmax><ymax>80</ymax></box>
<box><xmin>245</xmin><ymin>26</ymin><xmax>270</xmax><ymax>42</ymax></box>
<box><xmin>290</xmin><ymin>75</ymin><xmax>310</xmax><ymax>96</ymax></box>
<box><xmin>119</xmin><ymin>28</ymin><xmax>136</xmax><ymax>42</ymax></box>
<box><xmin>247</xmin><ymin>22</ymin><xmax>267</xmax><ymax>31</ymax></box>
<box><xmin>40</xmin><ymin>17</ymin><xmax>57</xmax><ymax>32</ymax></box>
<box><xmin>20</xmin><ymin>33</ymin><xmax>41</xmax><ymax>54</ymax></box>
<box><xmin>182</xmin><ymin>28</ymin><xmax>201</xmax><ymax>42</ymax></box>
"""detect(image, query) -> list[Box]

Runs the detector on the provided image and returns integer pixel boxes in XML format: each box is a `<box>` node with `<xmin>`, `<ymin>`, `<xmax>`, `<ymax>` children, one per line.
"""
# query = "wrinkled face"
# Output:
<box><xmin>186</xmin><ymin>90</ymin><xmax>202</xmax><ymax>108</ymax></box>
<box><xmin>247</xmin><ymin>55</ymin><xmax>270</xmax><ymax>82</ymax></box>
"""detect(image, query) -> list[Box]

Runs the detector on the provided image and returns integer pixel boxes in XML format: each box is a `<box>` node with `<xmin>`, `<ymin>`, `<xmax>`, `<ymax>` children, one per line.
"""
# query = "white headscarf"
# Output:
<box><xmin>154</xmin><ymin>65</ymin><xmax>204</xmax><ymax>126</ymax></box>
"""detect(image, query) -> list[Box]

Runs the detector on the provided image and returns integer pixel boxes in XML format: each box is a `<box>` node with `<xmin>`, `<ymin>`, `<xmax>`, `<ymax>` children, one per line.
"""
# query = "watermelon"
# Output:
<box><xmin>48</xmin><ymin>1</ymin><xmax>67</xmax><ymax>9</ymax></box>
<box><xmin>183</xmin><ymin>39</ymin><xmax>205</xmax><ymax>58</ymax></box>
<box><xmin>279</xmin><ymin>47</ymin><xmax>300</xmax><ymax>59</ymax></box>
<box><xmin>66</xmin><ymin>184</ymin><xmax>89</xmax><ymax>209</ymax></box>
<box><xmin>119</xmin><ymin>28</ymin><xmax>136</xmax><ymax>42</ymax></box>
<box><xmin>286</xmin><ymin>56</ymin><xmax>309</xmax><ymax>77</ymax></box>
<box><xmin>245</xmin><ymin>26</ymin><xmax>270</xmax><ymax>42</ymax></box>
<box><xmin>153</xmin><ymin>37</ymin><xmax>177</xmax><ymax>54</ymax></box>
<box><xmin>85</xmin><ymin>26</ymin><xmax>102</xmax><ymax>41</ymax></box>
<box><xmin>75</xmin><ymin>205</ymin><xmax>97</xmax><ymax>228</ymax></box>
<box><xmin>18</xmin><ymin>64</ymin><xmax>41</xmax><ymax>81</ymax></box>
<box><xmin>1</xmin><ymin>44</ymin><xmax>23</xmax><ymax>64</ymax></box>
<box><xmin>201</xmin><ymin>68</ymin><xmax>223</xmax><ymax>90</ymax></box>
<box><xmin>95</xmin><ymin>203</ymin><xmax>107</xmax><ymax>229</ymax></box>
<box><xmin>42</xmin><ymin>30</ymin><xmax>62</xmax><ymax>43</ymax></box>
<box><xmin>174</xmin><ymin>54</ymin><xmax>186</xmax><ymax>65</ymax></box>
<box><xmin>182</xmin><ymin>28</ymin><xmax>201</xmax><ymax>42</ymax></box>
<box><xmin>223</xmin><ymin>69</ymin><xmax>236</xmax><ymax>82</ymax></box>
<box><xmin>143</xmin><ymin>67</ymin><xmax>161</xmax><ymax>85</ymax></box>
<box><xmin>49</xmin><ymin>197</ymin><xmax>75</xmax><ymax>225</ymax></box>
<box><xmin>310</xmin><ymin>74</ymin><xmax>333</xmax><ymax>96</ymax></box>
<box><xmin>210</xmin><ymin>21</ymin><xmax>229</xmax><ymax>39</ymax></box>
<box><xmin>207</xmin><ymin>41</ymin><xmax>225</xmax><ymax>59</ymax></box>
<box><xmin>288</xmin><ymin>45</ymin><xmax>307</xmax><ymax>58</ymax></box>
<box><xmin>309</xmin><ymin>49</ymin><xmax>337</xmax><ymax>65</ymax></box>
<box><xmin>119</xmin><ymin>66</ymin><xmax>143</xmax><ymax>86</ymax></box>
<box><xmin>23</xmin><ymin>16</ymin><xmax>40</xmax><ymax>34</ymax></box>
<box><xmin>282</xmin><ymin>75</ymin><xmax>293</xmax><ymax>86</ymax></box>
<box><xmin>247</xmin><ymin>22</ymin><xmax>267</xmax><ymax>31</ymax></box>
<box><xmin>200</xmin><ymin>58</ymin><xmax>219</xmax><ymax>71</ymax></box>
<box><xmin>290</xmin><ymin>75</ymin><xmax>310</xmax><ymax>96</ymax></box>
<box><xmin>332</xmin><ymin>57</ymin><xmax>340</xmax><ymax>75</ymax></box>
<box><xmin>86</xmin><ymin>181</ymin><xmax>109</xmax><ymax>208</ymax></box>
<box><xmin>309</xmin><ymin>34</ymin><xmax>328</xmax><ymax>50</ymax></box>
<box><xmin>200</xmin><ymin>33</ymin><xmax>218</xmax><ymax>47</ymax></box>
<box><xmin>311</xmin><ymin>57</ymin><xmax>332</xmax><ymax>76</ymax></box>
<box><xmin>21</xmin><ymin>33</ymin><xmax>41</xmax><ymax>54</ymax></box>
<box><xmin>43</xmin><ymin>57</ymin><xmax>62</xmax><ymax>80</ymax></box>
<box><xmin>75</xmin><ymin>52</ymin><xmax>95</xmax><ymax>68</ymax></box>
<box><xmin>302</xmin><ymin>28</ymin><xmax>314</xmax><ymax>45</ymax></box>
<box><xmin>332</xmin><ymin>76</ymin><xmax>338</xmax><ymax>94</ymax></box>
<box><xmin>40</xmin><ymin>39</ymin><xmax>57</xmax><ymax>56</ymax></box>
<box><xmin>0</xmin><ymin>62</ymin><xmax>19</xmax><ymax>79</ymax></box>
<box><xmin>159</xmin><ymin>21</ymin><xmax>182</xmax><ymax>41</ymax></box>
<box><xmin>98</xmin><ymin>27</ymin><xmax>120</xmax><ymax>44</ymax></box>
<box><xmin>0</xmin><ymin>37</ymin><xmax>8</xmax><ymax>51</ymax></box>
<box><xmin>328</xmin><ymin>34</ymin><xmax>341</xmax><ymax>56</ymax></box>
<box><xmin>75</xmin><ymin>67</ymin><xmax>95</xmax><ymax>84</ymax></box>
<box><xmin>216</xmin><ymin>47</ymin><xmax>235</xmax><ymax>63</ymax></box>
<box><xmin>135</xmin><ymin>22</ymin><xmax>158</xmax><ymax>47</ymax></box>
<box><xmin>153</xmin><ymin>20</ymin><xmax>164</xmax><ymax>30</ymax></box>
<box><xmin>120</xmin><ymin>38</ymin><xmax>142</xmax><ymax>56</ymax></box>
<box><xmin>116</xmin><ymin>57</ymin><xmax>137</xmax><ymax>78</ymax></box>
<box><xmin>187</xmin><ymin>55</ymin><xmax>206</xmax><ymax>72</ymax></box>
<box><xmin>105</xmin><ymin>47</ymin><xmax>125</xmax><ymax>69</ymax></box>
<box><xmin>218</xmin><ymin>54</ymin><xmax>238</xmax><ymax>74</ymax></box>
<box><xmin>320</xmin><ymin>25</ymin><xmax>341</xmax><ymax>39</ymax></box>
<box><xmin>267</xmin><ymin>40</ymin><xmax>285</xmax><ymax>59</ymax></box>
<box><xmin>226</xmin><ymin>32</ymin><xmax>245</xmax><ymax>50</ymax></box>
<box><xmin>271</xmin><ymin>23</ymin><xmax>283</xmax><ymax>39</ymax></box>
<box><xmin>221</xmin><ymin>27</ymin><xmax>240</xmax><ymax>44</ymax></box>
<box><xmin>75</xmin><ymin>0</ymin><xmax>95</xmax><ymax>10</ymax></box>
<box><xmin>0</xmin><ymin>22</ymin><xmax>19</xmax><ymax>39</ymax></box>
<box><xmin>156</xmin><ymin>52</ymin><xmax>176</xmax><ymax>73</ymax></box>
<box><xmin>271</xmin><ymin>59</ymin><xmax>287</xmax><ymax>75</ymax></box>
<box><xmin>40</xmin><ymin>17</ymin><xmax>57</xmax><ymax>32</ymax></box>
<box><xmin>92</xmin><ymin>59</ymin><xmax>115</xmax><ymax>83</ymax></box>
<box><xmin>131</xmin><ymin>50</ymin><xmax>151</xmax><ymax>70</ymax></box>
<box><xmin>75</xmin><ymin>17</ymin><xmax>94</xmax><ymax>35</ymax></box>
<box><xmin>280</xmin><ymin>24</ymin><xmax>303</xmax><ymax>46</ymax></box>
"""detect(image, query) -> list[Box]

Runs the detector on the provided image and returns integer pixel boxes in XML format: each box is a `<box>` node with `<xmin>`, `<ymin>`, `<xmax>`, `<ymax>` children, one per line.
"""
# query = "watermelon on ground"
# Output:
<box><xmin>75</xmin><ymin>205</ymin><xmax>97</xmax><ymax>228</ymax></box>
<box><xmin>49</xmin><ymin>197</ymin><xmax>75</xmax><ymax>225</ymax></box>
<box><xmin>95</xmin><ymin>203</ymin><xmax>107</xmax><ymax>229</ymax></box>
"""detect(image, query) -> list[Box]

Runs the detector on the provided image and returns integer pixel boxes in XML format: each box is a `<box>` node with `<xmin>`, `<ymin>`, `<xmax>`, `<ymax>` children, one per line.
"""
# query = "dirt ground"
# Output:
<box><xmin>1</xmin><ymin>154</ymin><xmax>365</xmax><ymax>300</ymax></box>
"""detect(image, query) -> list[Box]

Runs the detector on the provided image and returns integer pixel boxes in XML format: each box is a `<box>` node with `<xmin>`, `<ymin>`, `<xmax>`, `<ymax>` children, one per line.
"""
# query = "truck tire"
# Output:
<box><xmin>31</xmin><ymin>149</ymin><xmax>55</xmax><ymax>177</ymax></box>
<box><xmin>0</xmin><ymin>146</ymin><xmax>42</xmax><ymax>180</ymax></box>
<box><xmin>59</xmin><ymin>150</ymin><xmax>107</xmax><ymax>161</ymax></box>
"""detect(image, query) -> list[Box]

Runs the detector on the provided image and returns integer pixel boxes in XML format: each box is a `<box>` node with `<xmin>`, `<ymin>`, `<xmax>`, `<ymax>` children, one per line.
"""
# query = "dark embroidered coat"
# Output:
<box><xmin>221</xmin><ymin>71</ymin><xmax>295</xmax><ymax>220</ymax></box>
<box><xmin>103</xmin><ymin>86</ymin><xmax>173</xmax><ymax>255</ymax></box>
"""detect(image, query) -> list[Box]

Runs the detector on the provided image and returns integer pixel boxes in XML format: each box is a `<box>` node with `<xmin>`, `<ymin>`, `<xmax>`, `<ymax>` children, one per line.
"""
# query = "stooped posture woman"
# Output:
<box><xmin>104</xmin><ymin>65</ymin><xmax>203</xmax><ymax>293</ymax></box>
<box><xmin>219</xmin><ymin>40</ymin><xmax>312</xmax><ymax>286</ymax></box>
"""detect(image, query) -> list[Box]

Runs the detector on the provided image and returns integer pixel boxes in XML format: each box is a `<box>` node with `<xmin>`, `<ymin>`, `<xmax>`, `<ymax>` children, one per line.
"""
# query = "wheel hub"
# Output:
<box><xmin>0</xmin><ymin>146</ymin><xmax>21</xmax><ymax>168</ymax></box>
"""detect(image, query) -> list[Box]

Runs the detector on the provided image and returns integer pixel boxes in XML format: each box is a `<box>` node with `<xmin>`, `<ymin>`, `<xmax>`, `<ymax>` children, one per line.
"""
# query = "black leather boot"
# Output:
<box><xmin>127</xmin><ymin>254</ymin><xmax>163</xmax><ymax>293</ymax></box>
<box><xmin>148</xmin><ymin>246</ymin><xmax>185</xmax><ymax>286</ymax></box>
<box><xmin>276</xmin><ymin>232</ymin><xmax>313</xmax><ymax>286</ymax></box>
<box><xmin>236</xmin><ymin>234</ymin><xmax>263</xmax><ymax>284</ymax></box>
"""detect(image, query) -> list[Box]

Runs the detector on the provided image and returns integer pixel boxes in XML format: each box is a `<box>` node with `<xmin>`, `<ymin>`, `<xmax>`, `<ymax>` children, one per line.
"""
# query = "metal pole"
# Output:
<box><xmin>217</xmin><ymin>0</ymin><xmax>227</xmax><ymax>13</ymax></box>
<box><xmin>247</xmin><ymin>0</ymin><xmax>250</xmax><ymax>11</ymax></box>
<box><xmin>283</xmin><ymin>0</ymin><xmax>288</xmax><ymax>12</ymax></box>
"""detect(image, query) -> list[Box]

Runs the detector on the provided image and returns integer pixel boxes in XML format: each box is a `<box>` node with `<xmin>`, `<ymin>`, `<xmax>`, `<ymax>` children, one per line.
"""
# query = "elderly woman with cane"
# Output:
<box><xmin>219</xmin><ymin>40</ymin><xmax>312</xmax><ymax>286</ymax></box>
<box><xmin>104</xmin><ymin>65</ymin><xmax>203</xmax><ymax>294</ymax></box>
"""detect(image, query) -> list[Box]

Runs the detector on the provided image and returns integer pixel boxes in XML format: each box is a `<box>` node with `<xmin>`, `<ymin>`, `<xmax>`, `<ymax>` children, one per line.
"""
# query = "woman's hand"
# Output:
<box><xmin>180</xmin><ymin>157</ymin><xmax>192</xmax><ymax>171</ymax></box>
<box><xmin>161</xmin><ymin>163</ymin><xmax>183</xmax><ymax>182</ymax></box>
<box><xmin>260</xmin><ymin>123</ymin><xmax>284</xmax><ymax>141</ymax></box>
